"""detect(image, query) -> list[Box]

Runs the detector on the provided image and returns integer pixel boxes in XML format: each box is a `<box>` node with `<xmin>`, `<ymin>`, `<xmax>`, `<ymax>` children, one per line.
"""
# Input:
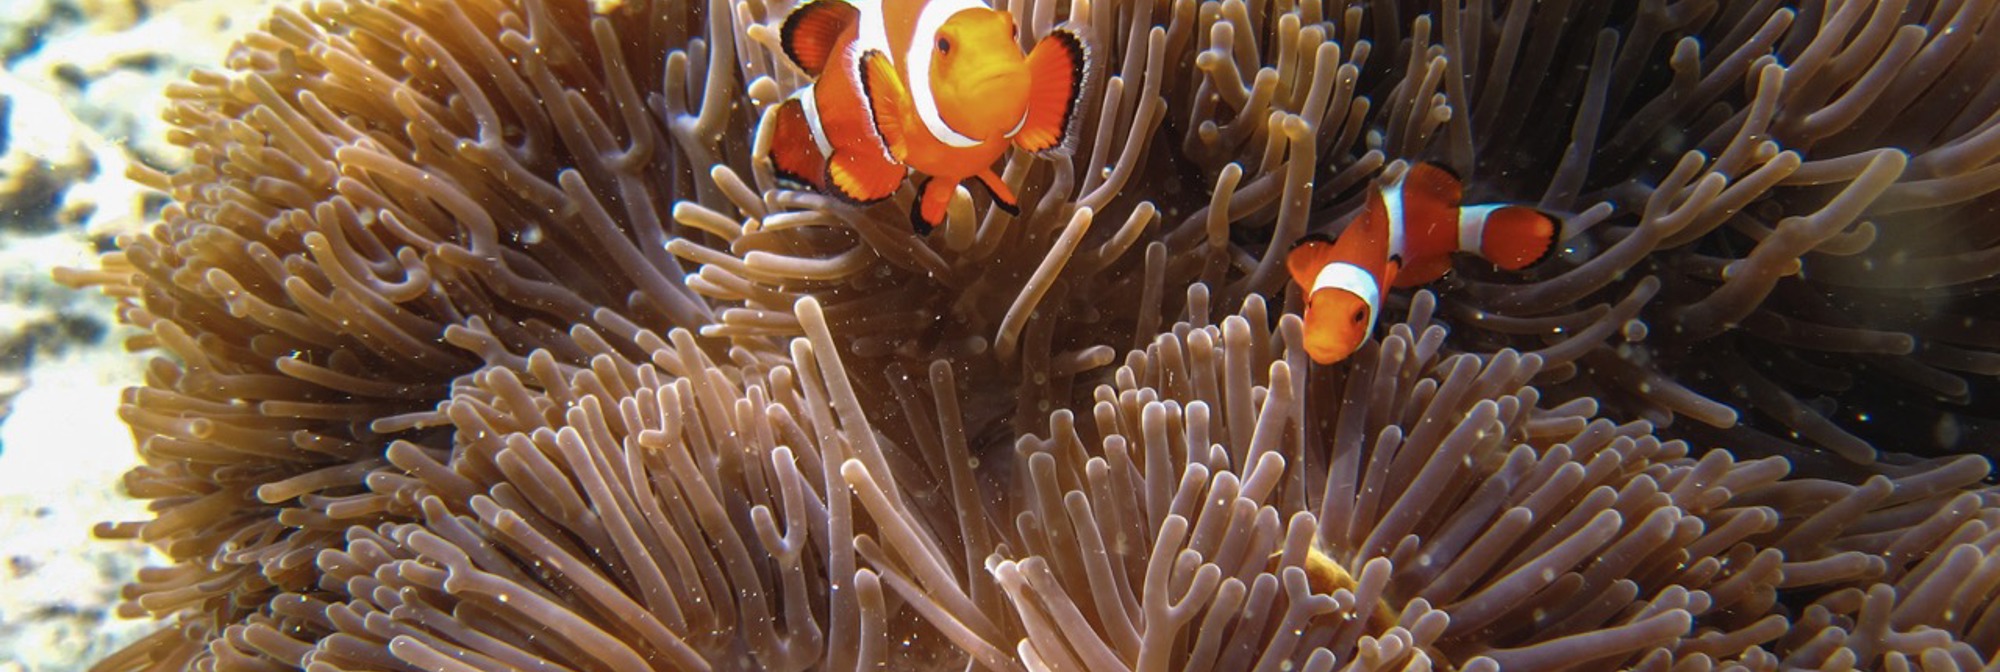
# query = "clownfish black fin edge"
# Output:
<box><xmin>976</xmin><ymin>170</ymin><xmax>1020</xmax><ymax>216</ymax></box>
<box><xmin>1420</xmin><ymin>160</ymin><xmax>1461</xmax><ymax>182</ymax></box>
<box><xmin>1521</xmin><ymin>209</ymin><xmax>1562</xmax><ymax>269</ymax></box>
<box><xmin>780</xmin><ymin>0</ymin><xmax>859</xmax><ymax>77</ymax></box>
<box><xmin>1402</xmin><ymin>161</ymin><xmax>1464</xmax><ymax>209</ymax></box>
<box><xmin>1479</xmin><ymin>206</ymin><xmax>1561</xmax><ymax>272</ymax></box>
<box><xmin>909</xmin><ymin>176</ymin><xmax>936</xmax><ymax>236</ymax></box>
<box><xmin>767</xmin><ymin>96</ymin><xmax>829</xmax><ymax>192</ymax></box>
<box><xmin>1290</xmin><ymin>232</ymin><xmax>1336</xmax><ymax>249</ymax></box>
<box><xmin>1014</xmin><ymin>27</ymin><xmax>1090</xmax><ymax>156</ymax></box>
<box><xmin>858</xmin><ymin>50</ymin><xmax>913</xmax><ymax>162</ymax></box>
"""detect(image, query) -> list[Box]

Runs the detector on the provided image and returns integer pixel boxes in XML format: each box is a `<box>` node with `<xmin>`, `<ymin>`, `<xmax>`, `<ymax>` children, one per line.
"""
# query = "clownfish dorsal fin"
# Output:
<box><xmin>1013</xmin><ymin>27</ymin><xmax>1089</xmax><ymax>155</ymax></box>
<box><xmin>781</xmin><ymin>0</ymin><xmax>860</xmax><ymax>77</ymax></box>
<box><xmin>1286</xmin><ymin>234</ymin><xmax>1339</xmax><ymax>291</ymax></box>
<box><xmin>859</xmin><ymin>50</ymin><xmax>912</xmax><ymax>162</ymax></box>
<box><xmin>1404</xmin><ymin>161</ymin><xmax>1464</xmax><ymax>209</ymax></box>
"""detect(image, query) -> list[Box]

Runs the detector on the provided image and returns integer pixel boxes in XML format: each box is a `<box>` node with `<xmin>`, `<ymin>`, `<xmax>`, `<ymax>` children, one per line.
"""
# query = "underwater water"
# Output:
<box><xmin>0</xmin><ymin>0</ymin><xmax>1997</xmax><ymax>670</ymax></box>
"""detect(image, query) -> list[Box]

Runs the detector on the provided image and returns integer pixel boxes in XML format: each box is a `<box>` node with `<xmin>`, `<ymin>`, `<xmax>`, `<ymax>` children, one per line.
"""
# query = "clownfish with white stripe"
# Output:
<box><xmin>1286</xmin><ymin>162</ymin><xmax>1560</xmax><ymax>365</ymax></box>
<box><xmin>766</xmin><ymin>0</ymin><xmax>1088</xmax><ymax>234</ymax></box>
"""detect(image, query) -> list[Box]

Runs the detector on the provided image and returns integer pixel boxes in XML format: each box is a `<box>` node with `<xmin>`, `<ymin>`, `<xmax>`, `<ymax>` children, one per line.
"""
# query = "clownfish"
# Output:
<box><xmin>1286</xmin><ymin>162</ymin><xmax>1560</xmax><ymax>365</ymax></box>
<box><xmin>766</xmin><ymin>0</ymin><xmax>1088</xmax><ymax>234</ymax></box>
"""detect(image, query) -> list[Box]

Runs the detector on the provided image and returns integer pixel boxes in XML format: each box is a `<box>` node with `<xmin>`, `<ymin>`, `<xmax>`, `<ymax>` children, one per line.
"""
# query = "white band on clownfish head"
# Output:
<box><xmin>855</xmin><ymin>0</ymin><xmax>892</xmax><ymax>59</ymax></box>
<box><xmin>906</xmin><ymin>0</ymin><xmax>988</xmax><ymax>148</ymax></box>
<box><xmin>1004</xmin><ymin>101</ymin><xmax>1029</xmax><ymax>138</ymax></box>
<box><xmin>1310</xmin><ymin>261</ymin><xmax>1381</xmax><ymax>337</ymax></box>
<box><xmin>1458</xmin><ymin>204</ymin><xmax>1503</xmax><ymax>257</ymax></box>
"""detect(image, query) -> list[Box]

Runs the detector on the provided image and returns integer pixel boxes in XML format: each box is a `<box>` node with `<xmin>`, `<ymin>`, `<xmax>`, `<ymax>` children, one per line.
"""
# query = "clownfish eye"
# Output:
<box><xmin>937</xmin><ymin>37</ymin><xmax>951</xmax><ymax>53</ymax></box>
<box><xmin>1351</xmin><ymin>307</ymin><xmax>1366</xmax><ymax>324</ymax></box>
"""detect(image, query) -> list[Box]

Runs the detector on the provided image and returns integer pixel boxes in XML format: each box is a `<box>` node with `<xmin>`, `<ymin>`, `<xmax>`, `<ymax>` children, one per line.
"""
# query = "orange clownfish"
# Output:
<box><xmin>766</xmin><ymin>0</ymin><xmax>1088</xmax><ymax>234</ymax></box>
<box><xmin>1286</xmin><ymin>162</ymin><xmax>1560</xmax><ymax>365</ymax></box>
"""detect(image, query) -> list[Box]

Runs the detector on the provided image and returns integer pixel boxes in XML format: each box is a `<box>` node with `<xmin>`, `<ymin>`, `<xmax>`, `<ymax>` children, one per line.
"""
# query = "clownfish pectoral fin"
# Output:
<box><xmin>976</xmin><ymin>169</ymin><xmax>1020</xmax><ymax>216</ymax></box>
<box><xmin>780</xmin><ymin>0</ymin><xmax>858</xmax><ymax>76</ymax></box>
<box><xmin>1013</xmin><ymin>28</ymin><xmax>1088</xmax><ymax>155</ymax></box>
<box><xmin>911</xmin><ymin>176</ymin><xmax>957</xmax><ymax>235</ymax></box>
<box><xmin>1477</xmin><ymin>205</ymin><xmax>1560</xmax><ymax>271</ymax></box>
<box><xmin>1404</xmin><ymin>161</ymin><xmax>1464</xmax><ymax>209</ymax></box>
<box><xmin>826</xmin><ymin>142</ymin><xmax>904</xmax><ymax>205</ymax></box>
<box><xmin>1285</xmin><ymin>234</ymin><xmax>1339</xmax><ymax>290</ymax></box>
<box><xmin>858</xmin><ymin>50</ymin><xmax>912</xmax><ymax>162</ymax></box>
<box><xmin>769</xmin><ymin>97</ymin><xmax>828</xmax><ymax>191</ymax></box>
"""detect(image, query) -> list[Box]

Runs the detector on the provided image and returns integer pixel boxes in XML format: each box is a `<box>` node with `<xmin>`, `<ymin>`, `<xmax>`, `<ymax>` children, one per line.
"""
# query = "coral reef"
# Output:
<box><xmin>55</xmin><ymin>0</ymin><xmax>2000</xmax><ymax>669</ymax></box>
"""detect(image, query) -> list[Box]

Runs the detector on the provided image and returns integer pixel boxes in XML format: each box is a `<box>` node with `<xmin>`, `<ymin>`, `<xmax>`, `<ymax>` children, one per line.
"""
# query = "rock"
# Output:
<box><xmin>0</xmin><ymin>0</ymin><xmax>278</xmax><ymax>667</ymax></box>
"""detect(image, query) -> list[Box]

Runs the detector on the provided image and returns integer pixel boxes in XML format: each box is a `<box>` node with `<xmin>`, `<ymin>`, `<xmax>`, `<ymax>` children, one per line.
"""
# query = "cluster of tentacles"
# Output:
<box><xmin>57</xmin><ymin>0</ymin><xmax>2000</xmax><ymax>669</ymax></box>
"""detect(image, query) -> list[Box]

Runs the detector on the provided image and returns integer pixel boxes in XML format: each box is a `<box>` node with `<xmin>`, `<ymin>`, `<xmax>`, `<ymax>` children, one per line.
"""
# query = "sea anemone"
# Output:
<box><xmin>155</xmin><ymin>289</ymin><xmax>2000</xmax><ymax>669</ymax></box>
<box><xmin>54</xmin><ymin>0</ymin><xmax>723</xmax><ymax>663</ymax></box>
<box><xmin>56</xmin><ymin>0</ymin><xmax>2000</xmax><ymax>668</ymax></box>
<box><xmin>690</xmin><ymin>0</ymin><xmax>2000</xmax><ymax>468</ymax></box>
<box><xmin>1372</xmin><ymin>0</ymin><xmax>2000</xmax><ymax>469</ymax></box>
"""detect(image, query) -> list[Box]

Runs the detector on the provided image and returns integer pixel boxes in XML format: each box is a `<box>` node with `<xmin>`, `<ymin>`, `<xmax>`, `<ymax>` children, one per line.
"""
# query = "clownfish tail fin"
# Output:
<box><xmin>768</xmin><ymin>96</ymin><xmax>827</xmax><ymax>191</ymax></box>
<box><xmin>780</xmin><ymin>0</ymin><xmax>858</xmax><ymax>76</ymax></box>
<box><xmin>1474</xmin><ymin>205</ymin><xmax>1559</xmax><ymax>271</ymax></box>
<box><xmin>1285</xmin><ymin>233</ymin><xmax>1338</xmax><ymax>290</ymax></box>
<box><xmin>1013</xmin><ymin>27</ymin><xmax>1088</xmax><ymax>156</ymax></box>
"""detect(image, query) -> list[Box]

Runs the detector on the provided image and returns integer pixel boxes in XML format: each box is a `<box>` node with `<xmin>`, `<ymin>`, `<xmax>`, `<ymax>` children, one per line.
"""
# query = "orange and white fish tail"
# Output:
<box><xmin>1014</xmin><ymin>28</ymin><xmax>1089</xmax><ymax>155</ymax></box>
<box><xmin>769</xmin><ymin>96</ymin><xmax>829</xmax><ymax>191</ymax></box>
<box><xmin>1460</xmin><ymin>204</ymin><xmax>1559</xmax><ymax>271</ymax></box>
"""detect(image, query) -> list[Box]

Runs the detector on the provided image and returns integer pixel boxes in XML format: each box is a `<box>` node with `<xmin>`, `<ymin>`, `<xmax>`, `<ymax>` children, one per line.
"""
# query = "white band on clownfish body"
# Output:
<box><xmin>1458</xmin><ymin>204</ymin><xmax>1504</xmax><ymax>258</ymax></box>
<box><xmin>1310</xmin><ymin>261</ymin><xmax>1381</xmax><ymax>337</ymax></box>
<box><xmin>905</xmin><ymin>0</ymin><xmax>989</xmax><ymax>148</ymax></box>
<box><xmin>843</xmin><ymin>2</ymin><xmax>900</xmax><ymax>163</ymax></box>
<box><xmin>797</xmin><ymin>85</ymin><xmax>834</xmax><ymax>160</ymax></box>
<box><xmin>1381</xmin><ymin>181</ymin><xmax>1409</xmax><ymax>260</ymax></box>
